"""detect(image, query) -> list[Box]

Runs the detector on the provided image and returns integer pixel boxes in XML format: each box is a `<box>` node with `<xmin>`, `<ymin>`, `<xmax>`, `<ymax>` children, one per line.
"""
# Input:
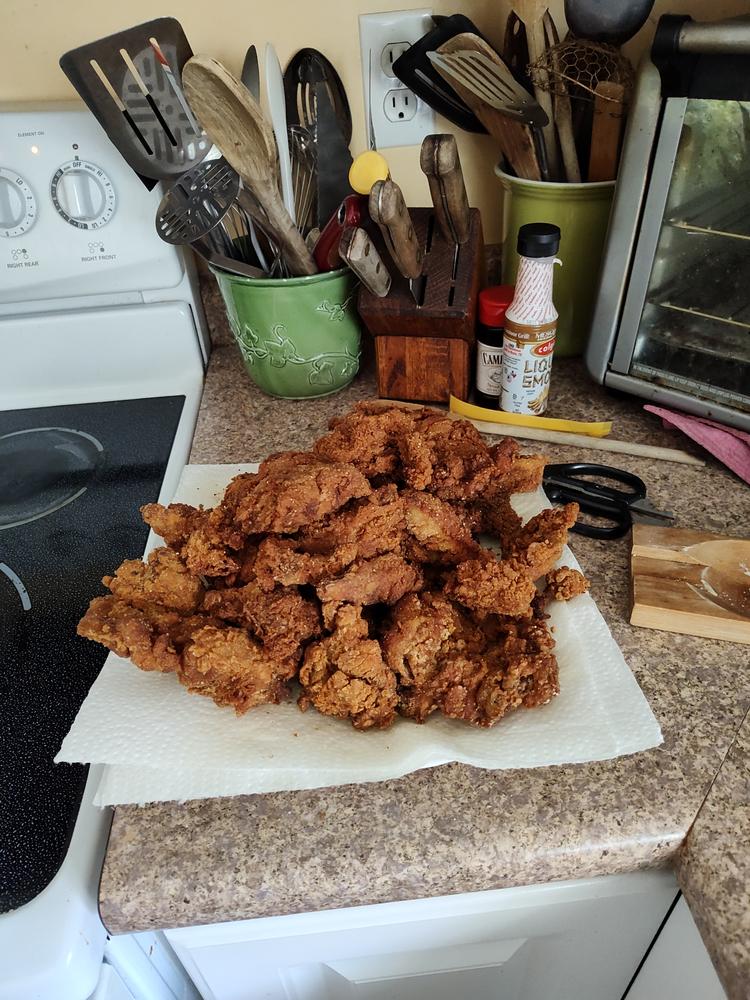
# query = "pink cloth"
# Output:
<box><xmin>644</xmin><ymin>405</ymin><xmax>750</xmax><ymax>486</ymax></box>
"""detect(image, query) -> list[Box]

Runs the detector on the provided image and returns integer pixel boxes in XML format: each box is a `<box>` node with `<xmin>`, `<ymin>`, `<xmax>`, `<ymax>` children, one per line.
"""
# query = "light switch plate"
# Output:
<box><xmin>359</xmin><ymin>9</ymin><xmax>436</xmax><ymax>149</ymax></box>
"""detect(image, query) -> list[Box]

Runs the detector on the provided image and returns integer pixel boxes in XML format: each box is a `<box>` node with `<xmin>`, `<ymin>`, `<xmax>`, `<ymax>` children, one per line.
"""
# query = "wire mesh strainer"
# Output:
<box><xmin>529</xmin><ymin>39</ymin><xmax>634</xmax><ymax>112</ymax></box>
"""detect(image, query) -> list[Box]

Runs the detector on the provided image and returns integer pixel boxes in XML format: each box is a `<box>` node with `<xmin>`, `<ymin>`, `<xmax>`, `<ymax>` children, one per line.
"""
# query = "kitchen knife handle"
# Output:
<box><xmin>339</xmin><ymin>226</ymin><xmax>392</xmax><ymax>297</ymax></box>
<box><xmin>368</xmin><ymin>178</ymin><xmax>423</xmax><ymax>280</ymax></box>
<box><xmin>419</xmin><ymin>134</ymin><xmax>470</xmax><ymax>245</ymax></box>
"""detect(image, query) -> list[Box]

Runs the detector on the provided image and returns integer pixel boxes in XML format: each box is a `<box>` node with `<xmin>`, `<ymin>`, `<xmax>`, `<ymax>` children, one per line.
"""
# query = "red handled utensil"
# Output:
<box><xmin>313</xmin><ymin>194</ymin><xmax>368</xmax><ymax>271</ymax></box>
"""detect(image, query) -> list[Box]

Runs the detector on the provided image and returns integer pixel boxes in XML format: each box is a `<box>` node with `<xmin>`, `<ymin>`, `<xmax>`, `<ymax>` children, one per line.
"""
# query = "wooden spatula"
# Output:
<box><xmin>182</xmin><ymin>55</ymin><xmax>317</xmax><ymax>276</ymax></box>
<box><xmin>434</xmin><ymin>33</ymin><xmax>542</xmax><ymax>181</ymax></box>
<box><xmin>511</xmin><ymin>0</ymin><xmax>560</xmax><ymax>179</ymax></box>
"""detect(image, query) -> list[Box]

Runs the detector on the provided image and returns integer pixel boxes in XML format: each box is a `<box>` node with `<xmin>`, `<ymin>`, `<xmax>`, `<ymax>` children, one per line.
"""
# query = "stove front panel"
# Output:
<box><xmin>0</xmin><ymin>395</ymin><xmax>183</xmax><ymax>912</ymax></box>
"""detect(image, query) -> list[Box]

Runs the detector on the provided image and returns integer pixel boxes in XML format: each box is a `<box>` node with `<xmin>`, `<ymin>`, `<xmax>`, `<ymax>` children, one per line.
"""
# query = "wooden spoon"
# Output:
<box><xmin>511</xmin><ymin>0</ymin><xmax>561</xmax><ymax>179</ymax></box>
<box><xmin>182</xmin><ymin>55</ymin><xmax>317</xmax><ymax>276</ymax></box>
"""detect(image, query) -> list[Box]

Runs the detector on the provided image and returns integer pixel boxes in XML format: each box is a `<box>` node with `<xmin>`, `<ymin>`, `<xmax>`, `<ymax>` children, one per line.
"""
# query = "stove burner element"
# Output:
<box><xmin>0</xmin><ymin>427</ymin><xmax>104</xmax><ymax>530</ymax></box>
<box><xmin>0</xmin><ymin>562</ymin><xmax>31</xmax><ymax>610</ymax></box>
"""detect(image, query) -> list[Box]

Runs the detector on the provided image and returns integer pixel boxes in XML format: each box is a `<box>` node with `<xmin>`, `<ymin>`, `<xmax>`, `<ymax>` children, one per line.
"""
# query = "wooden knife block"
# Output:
<box><xmin>357</xmin><ymin>207</ymin><xmax>485</xmax><ymax>403</ymax></box>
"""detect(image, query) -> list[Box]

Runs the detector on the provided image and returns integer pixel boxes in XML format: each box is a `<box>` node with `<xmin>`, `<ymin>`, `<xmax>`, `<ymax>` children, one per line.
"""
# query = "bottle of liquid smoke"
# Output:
<box><xmin>500</xmin><ymin>223</ymin><xmax>561</xmax><ymax>416</ymax></box>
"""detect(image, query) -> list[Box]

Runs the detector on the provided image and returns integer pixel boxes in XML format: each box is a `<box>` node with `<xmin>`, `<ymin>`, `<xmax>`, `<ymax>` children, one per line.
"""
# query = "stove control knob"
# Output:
<box><xmin>0</xmin><ymin>168</ymin><xmax>37</xmax><ymax>237</ymax></box>
<box><xmin>50</xmin><ymin>159</ymin><xmax>116</xmax><ymax>229</ymax></box>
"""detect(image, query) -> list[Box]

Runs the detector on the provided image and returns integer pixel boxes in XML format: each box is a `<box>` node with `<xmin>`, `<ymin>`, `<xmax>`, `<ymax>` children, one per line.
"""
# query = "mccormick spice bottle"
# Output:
<box><xmin>501</xmin><ymin>223</ymin><xmax>561</xmax><ymax>416</ymax></box>
<box><xmin>475</xmin><ymin>285</ymin><xmax>514</xmax><ymax>408</ymax></box>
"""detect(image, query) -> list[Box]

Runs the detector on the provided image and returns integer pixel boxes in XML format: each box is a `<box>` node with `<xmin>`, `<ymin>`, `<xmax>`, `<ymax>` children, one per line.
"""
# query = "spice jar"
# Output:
<box><xmin>474</xmin><ymin>285</ymin><xmax>514</xmax><ymax>409</ymax></box>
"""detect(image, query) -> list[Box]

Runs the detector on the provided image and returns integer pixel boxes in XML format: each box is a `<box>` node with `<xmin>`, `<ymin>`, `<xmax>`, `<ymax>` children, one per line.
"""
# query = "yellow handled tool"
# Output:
<box><xmin>449</xmin><ymin>395</ymin><xmax>612</xmax><ymax>437</ymax></box>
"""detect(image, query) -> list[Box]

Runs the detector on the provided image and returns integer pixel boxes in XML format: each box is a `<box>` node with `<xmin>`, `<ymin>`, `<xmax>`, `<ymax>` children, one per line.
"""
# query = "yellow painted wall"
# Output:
<box><xmin>3</xmin><ymin>0</ymin><xmax>748</xmax><ymax>240</ymax></box>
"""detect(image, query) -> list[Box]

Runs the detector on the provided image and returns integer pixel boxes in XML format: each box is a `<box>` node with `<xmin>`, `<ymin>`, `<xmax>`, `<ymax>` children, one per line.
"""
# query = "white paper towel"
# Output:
<box><xmin>57</xmin><ymin>464</ymin><xmax>662</xmax><ymax>806</ymax></box>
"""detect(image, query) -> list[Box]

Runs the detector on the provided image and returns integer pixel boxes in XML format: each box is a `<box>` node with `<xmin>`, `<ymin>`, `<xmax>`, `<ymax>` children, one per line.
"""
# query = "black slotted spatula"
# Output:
<box><xmin>60</xmin><ymin>17</ymin><xmax>210</xmax><ymax>189</ymax></box>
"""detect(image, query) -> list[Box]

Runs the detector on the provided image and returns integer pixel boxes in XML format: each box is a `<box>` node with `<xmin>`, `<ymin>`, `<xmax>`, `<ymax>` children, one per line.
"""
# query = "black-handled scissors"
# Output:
<box><xmin>542</xmin><ymin>462</ymin><xmax>676</xmax><ymax>540</ymax></box>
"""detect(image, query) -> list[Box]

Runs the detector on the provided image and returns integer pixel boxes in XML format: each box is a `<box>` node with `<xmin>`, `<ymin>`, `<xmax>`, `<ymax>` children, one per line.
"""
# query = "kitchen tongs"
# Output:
<box><xmin>60</xmin><ymin>17</ymin><xmax>210</xmax><ymax>189</ymax></box>
<box><xmin>427</xmin><ymin>49</ymin><xmax>548</xmax><ymax>127</ymax></box>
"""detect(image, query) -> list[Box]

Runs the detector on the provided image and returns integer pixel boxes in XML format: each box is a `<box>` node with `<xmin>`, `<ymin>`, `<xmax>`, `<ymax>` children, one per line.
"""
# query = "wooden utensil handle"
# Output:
<box><xmin>261</xmin><ymin>190</ymin><xmax>318</xmax><ymax>276</ymax></box>
<box><xmin>369</xmin><ymin>179</ymin><xmax>423</xmax><ymax>280</ymax></box>
<box><xmin>435</xmin><ymin>34</ymin><xmax>542</xmax><ymax>181</ymax></box>
<box><xmin>339</xmin><ymin>226</ymin><xmax>391</xmax><ymax>297</ymax></box>
<box><xmin>588</xmin><ymin>82</ymin><xmax>625</xmax><ymax>183</ymax></box>
<box><xmin>420</xmin><ymin>134</ymin><xmax>471</xmax><ymax>245</ymax></box>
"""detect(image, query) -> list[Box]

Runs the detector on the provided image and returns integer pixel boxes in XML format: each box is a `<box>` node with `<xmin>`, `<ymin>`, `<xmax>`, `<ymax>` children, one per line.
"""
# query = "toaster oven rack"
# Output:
<box><xmin>632</xmin><ymin>306</ymin><xmax>750</xmax><ymax>409</ymax></box>
<box><xmin>648</xmin><ymin>234</ymin><xmax>750</xmax><ymax>328</ymax></box>
<box><xmin>667</xmin><ymin>175</ymin><xmax>750</xmax><ymax>241</ymax></box>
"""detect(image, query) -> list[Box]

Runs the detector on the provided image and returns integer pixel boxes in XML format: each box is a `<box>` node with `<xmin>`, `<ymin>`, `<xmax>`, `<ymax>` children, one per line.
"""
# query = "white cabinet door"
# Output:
<box><xmin>166</xmin><ymin>870</ymin><xmax>677</xmax><ymax>1000</ymax></box>
<box><xmin>625</xmin><ymin>896</ymin><xmax>726</xmax><ymax>1000</ymax></box>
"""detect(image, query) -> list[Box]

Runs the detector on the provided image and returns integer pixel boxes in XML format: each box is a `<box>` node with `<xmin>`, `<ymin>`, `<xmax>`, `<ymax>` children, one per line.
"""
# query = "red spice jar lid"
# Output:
<box><xmin>478</xmin><ymin>285</ymin><xmax>514</xmax><ymax>327</ymax></box>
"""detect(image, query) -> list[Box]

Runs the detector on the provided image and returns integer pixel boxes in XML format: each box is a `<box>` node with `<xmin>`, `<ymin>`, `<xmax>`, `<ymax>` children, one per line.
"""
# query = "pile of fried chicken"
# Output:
<box><xmin>78</xmin><ymin>402</ymin><xmax>589</xmax><ymax>731</ymax></box>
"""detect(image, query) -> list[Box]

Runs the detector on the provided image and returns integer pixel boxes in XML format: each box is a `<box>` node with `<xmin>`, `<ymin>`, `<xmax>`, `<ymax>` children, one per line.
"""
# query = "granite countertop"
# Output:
<box><xmin>100</xmin><ymin>280</ymin><xmax>750</xmax><ymax>997</ymax></box>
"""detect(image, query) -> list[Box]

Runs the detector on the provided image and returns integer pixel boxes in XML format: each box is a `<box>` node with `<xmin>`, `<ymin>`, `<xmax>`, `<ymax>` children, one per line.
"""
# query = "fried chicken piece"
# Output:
<box><xmin>383</xmin><ymin>592</ymin><xmax>558</xmax><ymax>727</ymax></box>
<box><xmin>508</xmin><ymin>503</ymin><xmax>579</xmax><ymax>580</ymax></box>
<box><xmin>381</xmin><ymin>592</ymin><xmax>473</xmax><ymax>722</ymax></box>
<box><xmin>447</xmin><ymin>500</ymin><xmax>484</xmax><ymax>535</ymax></box>
<box><xmin>77</xmin><ymin>595</ymin><xmax>181</xmax><ymax>672</ymax></box>
<box><xmin>501</xmin><ymin>452</ymin><xmax>546</xmax><ymax>495</ymax></box>
<box><xmin>256</xmin><ymin>450</ymin><xmax>320</xmax><ymax>480</ymax></box>
<box><xmin>298</xmin><ymin>484</ymin><xmax>406</xmax><ymax>558</ymax></box>
<box><xmin>298</xmin><ymin>604</ymin><xmax>398</xmax><ymax>730</ymax></box>
<box><xmin>444</xmin><ymin>557</ymin><xmax>536</xmax><ymax>617</ymax></box>
<box><xmin>201</xmin><ymin>580</ymin><xmax>320</xmax><ymax>664</ymax></box>
<box><xmin>488</xmin><ymin>437</ymin><xmax>520</xmax><ymax>472</ymax></box>
<box><xmin>316</xmin><ymin>553</ymin><xmax>423</xmax><ymax>606</ymax></box>
<box><xmin>544</xmin><ymin>566</ymin><xmax>590</xmax><ymax>602</ymax></box>
<box><xmin>103</xmin><ymin>547</ymin><xmax>203</xmax><ymax>615</ymax></box>
<box><xmin>218</xmin><ymin>471</ymin><xmax>259</xmax><ymax>513</ymax></box>
<box><xmin>469</xmin><ymin>491</ymin><xmax>523</xmax><ymax>552</ymax></box>
<box><xmin>398</xmin><ymin>418</ymin><xmax>497</xmax><ymax>500</ymax></box>
<box><xmin>179</xmin><ymin>625</ymin><xmax>294</xmax><ymax>715</ymax></box>
<box><xmin>233</xmin><ymin>459</ymin><xmax>371</xmax><ymax>534</ymax></box>
<box><xmin>140</xmin><ymin>502</ymin><xmax>204</xmax><ymax>547</ymax></box>
<box><xmin>77</xmin><ymin>596</ymin><xmax>217</xmax><ymax>673</ymax></box>
<box><xmin>253</xmin><ymin>536</ymin><xmax>358</xmax><ymax>590</ymax></box>
<box><xmin>402</xmin><ymin>490</ymin><xmax>486</xmax><ymax>565</ymax></box>
<box><xmin>141</xmin><ymin>501</ymin><xmax>244</xmax><ymax>579</ymax></box>
<box><xmin>314</xmin><ymin>403</ymin><xmax>441</xmax><ymax>478</ymax></box>
<box><xmin>252</xmin><ymin>487</ymin><xmax>407</xmax><ymax>591</ymax></box>
<box><xmin>471</xmin><ymin>612</ymin><xmax>559</xmax><ymax>722</ymax></box>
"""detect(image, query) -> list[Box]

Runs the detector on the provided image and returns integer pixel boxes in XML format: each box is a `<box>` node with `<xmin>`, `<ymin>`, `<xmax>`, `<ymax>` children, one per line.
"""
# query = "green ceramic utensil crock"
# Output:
<box><xmin>211</xmin><ymin>266</ymin><xmax>362</xmax><ymax>399</ymax></box>
<box><xmin>496</xmin><ymin>169</ymin><xmax>615</xmax><ymax>357</ymax></box>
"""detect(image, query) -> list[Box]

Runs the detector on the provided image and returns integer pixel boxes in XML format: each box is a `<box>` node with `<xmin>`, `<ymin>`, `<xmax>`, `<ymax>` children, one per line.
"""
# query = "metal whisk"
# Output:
<box><xmin>288</xmin><ymin>125</ymin><xmax>317</xmax><ymax>237</ymax></box>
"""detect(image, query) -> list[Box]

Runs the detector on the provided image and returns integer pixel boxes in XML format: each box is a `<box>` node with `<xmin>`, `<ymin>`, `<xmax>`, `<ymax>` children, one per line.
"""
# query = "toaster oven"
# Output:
<box><xmin>586</xmin><ymin>14</ymin><xmax>750</xmax><ymax>431</ymax></box>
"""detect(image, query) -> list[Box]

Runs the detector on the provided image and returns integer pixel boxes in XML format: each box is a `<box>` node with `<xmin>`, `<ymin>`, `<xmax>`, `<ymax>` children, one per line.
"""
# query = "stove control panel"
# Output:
<box><xmin>0</xmin><ymin>167</ymin><xmax>37</xmax><ymax>237</ymax></box>
<box><xmin>50</xmin><ymin>159</ymin><xmax>116</xmax><ymax>229</ymax></box>
<box><xmin>0</xmin><ymin>105</ymin><xmax>183</xmax><ymax>306</ymax></box>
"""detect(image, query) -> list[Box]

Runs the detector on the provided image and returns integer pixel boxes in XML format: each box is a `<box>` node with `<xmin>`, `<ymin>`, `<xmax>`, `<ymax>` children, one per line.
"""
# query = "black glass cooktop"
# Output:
<box><xmin>0</xmin><ymin>396</ymin><xmax>183</xmax><ymax>913</ymax></box>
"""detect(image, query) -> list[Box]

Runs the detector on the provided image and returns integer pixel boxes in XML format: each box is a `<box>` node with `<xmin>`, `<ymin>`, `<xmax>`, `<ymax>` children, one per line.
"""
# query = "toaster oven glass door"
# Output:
<box><xmin>613</xmin><ymin>97</ymin><xmax>750</xmax><ymax>414</ymax></box>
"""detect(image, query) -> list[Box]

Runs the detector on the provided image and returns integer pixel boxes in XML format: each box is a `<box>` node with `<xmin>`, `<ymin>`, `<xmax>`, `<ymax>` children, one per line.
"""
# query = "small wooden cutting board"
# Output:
<box><xmin>631</xmin><ymin>524</ymin><xmax>750</xmax><ymax>644</ymax></box>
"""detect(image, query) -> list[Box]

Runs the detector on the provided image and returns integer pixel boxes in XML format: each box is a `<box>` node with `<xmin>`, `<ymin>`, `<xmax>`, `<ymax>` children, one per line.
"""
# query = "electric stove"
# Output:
<box><xmin>0</xmin><ymin>104</ymin><xmax>208</xmax><ymax>999</ymax></box>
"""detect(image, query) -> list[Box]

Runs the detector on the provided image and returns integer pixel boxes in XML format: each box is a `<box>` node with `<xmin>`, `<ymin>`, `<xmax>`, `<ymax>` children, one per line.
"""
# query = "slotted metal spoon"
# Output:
<box><xmin>156</xmin><ymin>158</ymin><xmax>271</xmax><ymax>273</ymax></box>
<box><xmin>427</xmin><ymin>49</ymin><xmax>548</xmax><ymax>127</ymax></box>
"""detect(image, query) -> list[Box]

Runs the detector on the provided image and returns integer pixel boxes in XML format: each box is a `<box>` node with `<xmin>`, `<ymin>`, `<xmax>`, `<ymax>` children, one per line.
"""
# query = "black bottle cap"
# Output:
<box><xmin>517</xmin><ymin>223</ymin><xmax>560</xmax><ymax>258</ymax></box>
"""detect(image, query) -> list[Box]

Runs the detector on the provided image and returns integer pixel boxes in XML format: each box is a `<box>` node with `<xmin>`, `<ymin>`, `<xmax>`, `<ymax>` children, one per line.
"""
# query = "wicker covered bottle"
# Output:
<box><xmin>500</xmin><ymin>223</ymin><xmax>561</xmax><ymax>416</ymax></box>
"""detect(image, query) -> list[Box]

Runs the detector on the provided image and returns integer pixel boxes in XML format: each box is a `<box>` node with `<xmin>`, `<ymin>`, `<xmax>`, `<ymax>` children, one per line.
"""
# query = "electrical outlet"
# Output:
<box><xmin>359</xmin><ymin>9</ymin><xmax>435</xmax><ymax>149</ymax></box>
<box><xmin>381</xmin><ymin>42</ymin><xmax>410</xmax><ymax>77</ymax></box>
<box><xmin>383</xmin><ymin>88</ymin><xmax>417</xmax><ymax>123</ymax></box>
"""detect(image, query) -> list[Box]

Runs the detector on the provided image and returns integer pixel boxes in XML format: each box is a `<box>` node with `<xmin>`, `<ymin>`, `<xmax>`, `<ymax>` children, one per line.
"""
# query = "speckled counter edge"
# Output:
<box><xmin>678</xmin><ymin>713</ymin><xmax>750</xmax><ymax>1000</ymax></box>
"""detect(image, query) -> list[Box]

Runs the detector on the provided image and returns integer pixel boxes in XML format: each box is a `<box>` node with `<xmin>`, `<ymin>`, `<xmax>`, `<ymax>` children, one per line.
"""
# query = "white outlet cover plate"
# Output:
<box><xmin>359</xmin><ymin>8</ymin><xmax>436</xmax><ymax>149</ymax></box>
